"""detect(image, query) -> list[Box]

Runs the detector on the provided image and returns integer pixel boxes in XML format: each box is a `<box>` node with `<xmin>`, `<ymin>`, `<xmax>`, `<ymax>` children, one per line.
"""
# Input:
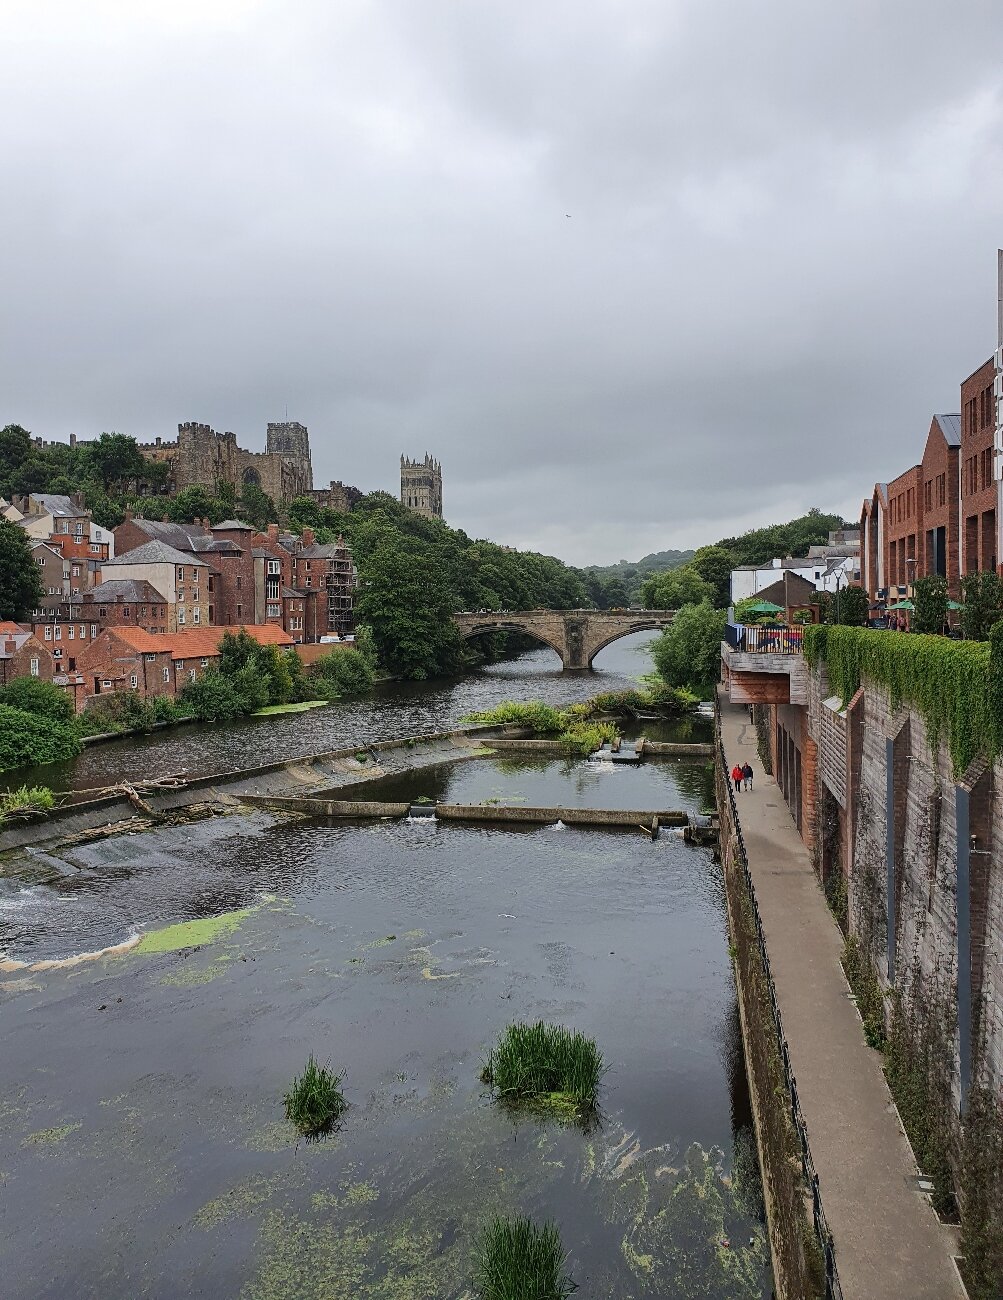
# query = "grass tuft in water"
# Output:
<box><xmin>283</xmin><ymin>1055</ymin><xmax>347</xmax><ymax>1138</ymax></box>
<box><xmin>473</xmin><ymin>1215</ymin><xmax>576</xmax><ymax>1300</ymax></box>
<box><xmin>481</xmin><ymin>1021</ymin><xmax>603</xmax><ymax>1114</ymax></box>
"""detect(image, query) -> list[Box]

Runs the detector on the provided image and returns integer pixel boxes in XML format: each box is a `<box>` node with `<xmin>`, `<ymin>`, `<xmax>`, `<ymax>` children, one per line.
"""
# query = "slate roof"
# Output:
<box><xmin>31</xmin><ymin>494</ymin><xmax>86</xmax><ymax>518</ymax></box>
<box><xmin>933</xmin><ymin>413</ymin><xmax>961</xmax><ymax>446</ymax></box>
<box><xmin>104</xmin><ymin>540</ymin><xmax>208</xmax><ymax>568</ymax></box>
<box><xmin>123</xmin><ymin>519</ymin><xmax>214</xmax><ymax>551</ymax></box>
<box><xmin>87</xmin><ymin>579</ymin><xmax>168</xmax><ymax>604</ymax></box>
<box><xmin>212</xmin><ymin>519</ymin><xmax>254</xmax><ymax>531</ymax></box>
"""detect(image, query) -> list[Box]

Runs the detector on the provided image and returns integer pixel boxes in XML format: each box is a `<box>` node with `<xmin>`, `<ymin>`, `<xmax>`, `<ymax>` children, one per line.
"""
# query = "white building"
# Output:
<box><xmin>730</xmin><ymin>532</ymin><xmax>861</xmax><ymax>604</ymax></box>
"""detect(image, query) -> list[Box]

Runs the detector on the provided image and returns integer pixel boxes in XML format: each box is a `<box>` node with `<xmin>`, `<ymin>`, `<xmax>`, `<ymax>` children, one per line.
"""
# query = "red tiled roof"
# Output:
<box><xmin>100</xmin><ymin>623</ymin><xmax>294</xmax><ymax>660</ymax></box>
<box><xmin>0</xmin><ymin>621</ymin><xmax>28</xmax><ymax>635</ymax></box>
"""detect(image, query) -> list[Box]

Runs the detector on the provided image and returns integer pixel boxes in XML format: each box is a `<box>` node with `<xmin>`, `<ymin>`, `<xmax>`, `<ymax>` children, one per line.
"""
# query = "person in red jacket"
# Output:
<box><xmin>731</xmin><ymin>764</ymin><xmax>744</xmax><ymax>793</ymax></box>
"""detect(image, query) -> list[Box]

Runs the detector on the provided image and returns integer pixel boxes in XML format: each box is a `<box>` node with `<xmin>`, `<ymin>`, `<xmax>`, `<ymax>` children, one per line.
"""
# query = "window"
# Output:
<box><xmin>207</xmin><ymin>576</ymin><xmax>214</xmax><ymax>592</ymax></box>
<box><xmin>189</xmin><ymin>668</ymin><xmax>196</xmax><ymax>682</ymax></box>
<box><xmin>130</xmin><ymin>674</ymin><xmax>138</xmax><ymax>688</ymax></box>
<box><xmin>236</xmin><ymin>604</ymin><xmax>242</xmax><ymax>618</ymax></box>
<box><xmin>44</xmin><ymin>625</ymin><xmax>52</xmax><ymax>641</ymax></box>
<box><xmin>266</xmin><ymin>578</ymin><xmax>280</xmax><ymax>599</ymax></box>
<box><xmin>236</xmin><ymin>577</ymin><xmax>242</xmax><ymax>590</ymax></box>
<box><xmin>57</xmin><ymin>520</ymin><xmax>68</xmax><ymax>533</ymax></box>
<box><xmin>72</xmin><ymin>564</ymin><xmax>80</xmax><ymax>577</ymax></box>
<box><xmin>177</xmin><ymin>567</ymin><xmax>185</xmax><ymax>581</ymax></box>
<box><xmin>79</xmin><ymin>626</ymin><xmax>86</xmax><ymax>639</ymax></box>
<box><xmin>101</xmin><ymin>678</ymin><xmax>111</xmax><ymax>687</ymax></box>
<box><xmin>54</xmin><ymin>648</ymin><xmax>63</xmax><ymax>659</ymax></box>
<box><xmin>177</xmin><ymin>607</ymin><xmax>186</xmax><ymax>624</ymax></box>
<box><xmin>100</xmin><ymin>607</ymin><xmax>107</xmax><ymax>617</ymax></box>
<box><xmin>68</xmin><ymin>624</ymin><xmax>74</xmax><ymax>639</ymax></box>
<box><xmin>201</xmin><ymin>658</ymin><xmax>209</xmax><ymax>668</ymax></box>
<box><xmin>91</xmin><ymin>624</ymin><xmax>97</xmax><ymax>638</ymax></box>
<box><xmin>89</xmin><ymin>543</ymin><xmax>100</xmax><ymax>554</ymax></box>
<box><xmin>35</xmin><ymin>556</ymin><xmax>44</xmax><ymax>566</ymax></box>
<box><xmin>266</xmin><ymin>603</ymin><xmax>281</xmax><ymax>617</ymax></box>
<box><xmin>145</xmin><ymin>653</ymin><xmax>156</xmax><ymax>662</ymax></box>
<box><xmin>54</xmin><ymin>625</ymin><xmax>61</xmax><ymax>640</ymax></box>
<box><xmin>176</xmin><ymin>659</ymin><xmax>185</xmax><ymax>671</ymax></box>
<box><xmin>193</xmin><ymin>607</ymin><xmax>200</xmax><ymax>625</ymax></box>
<box><xmin>267</xmin><ymin>559</ymin><xmax>280</xmax><ymax>575</ymax></box>
<box><xmin>163</xmin><ymin>666</ymin><xmax>170</xmax><ymax>682</ymax></box>
<box><xmin>29</xmin><ymin>657</ymin><xmax>39</xmax><ymax>677</ymax></box>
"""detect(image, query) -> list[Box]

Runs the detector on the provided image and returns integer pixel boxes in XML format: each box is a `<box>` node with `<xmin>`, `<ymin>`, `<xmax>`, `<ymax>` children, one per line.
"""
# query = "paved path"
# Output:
<box><xmin>720</xmin><ymin>699</ymin><xmax>964</xmax><ymax>1300</ymax></box>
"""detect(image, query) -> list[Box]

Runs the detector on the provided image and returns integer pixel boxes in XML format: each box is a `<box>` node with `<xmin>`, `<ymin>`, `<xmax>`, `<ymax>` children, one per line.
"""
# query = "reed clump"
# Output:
<box><xmin>283</xmin><ymin>1055</ymin><xmax>347</xmax><ymax>1137</ymax></box>
<box><xmin>473</xmin><ymin>1215</ymin><xmax>576</xmax><ymax>1300</ymax></box>
<box><xmin>480</xmin><ymin>1021</ymin><xmax>603</xmax><ymax>1116</ymax></box>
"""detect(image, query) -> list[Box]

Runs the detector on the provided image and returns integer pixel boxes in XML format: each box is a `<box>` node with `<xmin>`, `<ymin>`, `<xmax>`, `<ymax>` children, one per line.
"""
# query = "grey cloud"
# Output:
<box><xmin>1</xmin><ymin>1</ymin><xmax>1002</xmax><ymax>566</ymax></box>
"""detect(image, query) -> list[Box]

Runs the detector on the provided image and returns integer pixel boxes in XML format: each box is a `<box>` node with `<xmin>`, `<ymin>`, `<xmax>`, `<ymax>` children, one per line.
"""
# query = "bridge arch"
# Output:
<box><xmin>585</xmin><ymin>619</ymin><xmax>671</xmax><ymax>668</ymax></box>
<box><xmin>455</xmin><ymin>619</ymin><xmax>567</xmax><ymax>665</ymax></box>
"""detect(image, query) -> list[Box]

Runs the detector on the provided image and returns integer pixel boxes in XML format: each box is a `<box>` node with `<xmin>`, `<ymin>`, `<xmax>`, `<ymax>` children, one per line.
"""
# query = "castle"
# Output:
<box><xmin>138</xmin><ymin>421</ymin><xmax>314</xmax><ymax>504</ymax></box>
<box><xmin>401</xmin><ymin>454</ymin><xmax>443</xmax><ymax>519</ymax></box>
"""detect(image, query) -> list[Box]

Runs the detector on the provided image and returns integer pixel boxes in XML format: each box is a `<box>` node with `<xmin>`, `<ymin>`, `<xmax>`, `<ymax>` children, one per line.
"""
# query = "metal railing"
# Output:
<box><xmin>726</xmin><ymin>622</ymin><xmax>805</xmax><ymax>655</ymax></box>
<box><xmin>718</xmin><ymin>729</ymin><xmax>844</xmax><ymax>1300</ymax></box>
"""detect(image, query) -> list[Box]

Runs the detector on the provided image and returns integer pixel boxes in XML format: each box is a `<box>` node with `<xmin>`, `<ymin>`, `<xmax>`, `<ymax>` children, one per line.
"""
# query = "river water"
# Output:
<box><xmin>1</xmin><ymin>635</ymin><xmax>770</xmax><ymax>1299</ymax></box>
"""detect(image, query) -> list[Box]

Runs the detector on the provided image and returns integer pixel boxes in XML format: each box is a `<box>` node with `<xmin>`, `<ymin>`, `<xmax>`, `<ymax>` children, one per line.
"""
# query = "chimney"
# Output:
<box><xmin>267</xmin><ymin>523</ymin><xmax>279</xmax><ymax>541</ymax></box>
<box><xmin>124</xmin><ymin>508</ymin><xmax>133</xmax><ymax>522</ymax></box>
<box><xmin>302</xmin><ymin>526</ymin><xmax>315</xmax><ymax>547</ymax></box>
<box><xmin>203</xmin><ymin>517</ymin><xmax>210</xmax><ymax>531</ymax></box>
<box><xmin>4</xmin><ymin>638</ymin><xmax>16</xmax><ymax>655</ymax></box>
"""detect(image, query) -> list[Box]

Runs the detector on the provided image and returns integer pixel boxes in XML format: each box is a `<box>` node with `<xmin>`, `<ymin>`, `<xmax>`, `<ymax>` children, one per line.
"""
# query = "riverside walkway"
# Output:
<box><xmin>719</xmin><ymin>699</ymin><xmax>964</xmax><ymax>1300</ymax></box>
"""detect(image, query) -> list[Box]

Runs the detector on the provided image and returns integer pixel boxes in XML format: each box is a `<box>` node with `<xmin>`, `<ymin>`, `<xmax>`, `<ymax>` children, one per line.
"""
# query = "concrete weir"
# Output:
<box><xmin>237</xmin><ymin>794</ymin><xmax>690</xmax><ymax>829</ymax></box>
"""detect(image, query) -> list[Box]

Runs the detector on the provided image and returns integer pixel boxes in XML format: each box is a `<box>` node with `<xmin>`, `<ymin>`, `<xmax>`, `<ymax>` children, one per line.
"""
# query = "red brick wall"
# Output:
<box><xmin>919</xmin><ymin>418</ymin><xmax>960</xmax><ymax>592</ymax></box>
<box><xmin>0</xmin><ymin>636</ymin><xmax>55</xmax><ymax>684</ymax></box>
<box><xmin>884</xmin><ymin>464</ymin><xmax>923</xmax><ymax>590</ymax></box>
<box><xmin>960</xmin><ymin>358</ymin><xmax>997</xmax><ymax>573</ymax></box>
<box><xmin>77</xmin><ymin>633</ymin><xmax>176</xmax><ymax>703</ymax></box>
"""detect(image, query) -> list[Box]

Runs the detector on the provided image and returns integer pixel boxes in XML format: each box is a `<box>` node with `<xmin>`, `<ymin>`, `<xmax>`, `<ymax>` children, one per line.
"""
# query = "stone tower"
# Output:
<box><xmin>266</xmin><ymin>421</ymin><xmax>313</xmax><ymax>491</ymax></box>
<box><xmin>401</xmin><ymin>453</ymin><xmax>443</xmax><ymax>519</ymax></box>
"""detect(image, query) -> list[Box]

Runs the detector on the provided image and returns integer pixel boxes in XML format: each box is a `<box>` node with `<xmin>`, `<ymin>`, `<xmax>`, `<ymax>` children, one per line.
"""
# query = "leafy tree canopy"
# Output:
<box><xmin>650</xmin><ymin>600</ymin><xmax>728</xmax><ymax>699</ymax></box>
<box><xmin>0</xmin><ymin>518</ymin><xmax>44</xmax><ymax>620</ymax></box>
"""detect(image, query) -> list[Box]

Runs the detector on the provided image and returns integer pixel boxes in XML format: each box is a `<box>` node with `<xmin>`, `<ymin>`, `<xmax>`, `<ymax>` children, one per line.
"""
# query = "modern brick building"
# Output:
<box><xmin>919</xmin><ymin>414</ymin><xmax>961</xmax><ymax>589</ymax></box>
<box><xmin>960</xmin><ymin>357</ymin><xmax>998</xmax><ymax>574</ymax></box>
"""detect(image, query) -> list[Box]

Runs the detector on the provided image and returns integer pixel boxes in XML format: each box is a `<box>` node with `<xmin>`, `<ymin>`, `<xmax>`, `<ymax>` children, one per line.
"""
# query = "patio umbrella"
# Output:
<box><xmin>886</xmin><ymin>600</ymin><xmax>915</xmax><ymax>611</ymax></box>
<box><xmin>947</xmin><ymin>599</ymin><xmax>963</xmax><ymax>610</ymax></box>
<box><xmin>746</xmin><ymin>599</ymin><xmax>784</xmax><ymax>614</ymax></box>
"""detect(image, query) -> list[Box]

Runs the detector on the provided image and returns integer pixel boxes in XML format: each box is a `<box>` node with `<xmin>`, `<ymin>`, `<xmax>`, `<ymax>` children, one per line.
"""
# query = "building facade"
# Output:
<box><xmin>136</xmin><ymin>421</ymin><xmax>314</xmax><ymax>504</ymax></box>
<box><xmin>101</xmin><ymin>541</ymin><xmax>210</xmax><ymax>632</ymax></box>
<box><xmin>401</xmin><ymin>454</ymin><xmax>443</xmax><ymax>519</ymax></box>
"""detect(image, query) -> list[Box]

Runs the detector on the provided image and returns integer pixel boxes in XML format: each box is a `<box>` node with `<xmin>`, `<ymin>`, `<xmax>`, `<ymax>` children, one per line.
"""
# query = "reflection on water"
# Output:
<box><xmin>2</xmin><ymin>814</ymin><xmax>768</xmax><ymax>1299</ymax></box>
<box><xmin>16</xmin><ymin>633</ymin><xmax>710</xmax><ymax>796</ymax></box>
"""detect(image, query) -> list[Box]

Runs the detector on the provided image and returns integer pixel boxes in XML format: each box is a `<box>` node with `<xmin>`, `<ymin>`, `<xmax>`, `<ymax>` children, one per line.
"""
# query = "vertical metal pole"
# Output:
<box><xmin>886</xmin><ymin>737</ymin><xmax>896</xmax><ymax>982</ymax></box>
<box><xmin>956</xmin><ymin>785</ymin><xmax>972</xmax><ymax>1111</ymax></box>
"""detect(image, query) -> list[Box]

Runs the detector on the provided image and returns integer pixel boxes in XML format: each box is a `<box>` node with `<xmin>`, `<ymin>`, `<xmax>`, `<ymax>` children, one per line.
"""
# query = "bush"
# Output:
<box><xmin>180</xmin><ymin>669</ymin><xmax>249</xmax><ymax>722</ymax></box>
<box><xmin>842</xmin><ymin>936</ymin><xmax>886</xmax><ymax>1050</ymax></box>
<box><xmin>473</xmin><ymin>1216</ymin><xmax>575</xmax><ymax>1300</ymax></box>
<box><xmin>75</xmin><ymin>690</ymin><xmax>156</xmax><ymax>736</ymax></box>
<box><xmin>283</xmin><ymin>1055</ymin><xmax>347</xmax><ymax>1138</ymax></box>
<box><xmin>0</xmin><ymin>784</ymin><xmax>56</xmax><ymax>826</ymax></box>
<box><xmin>0</xmin><ymin>704</ymin><xmax>81</xmax><ymax>772</ymax></box>
<box><xmin>308</xmin><ymin>648</ymin><xmax>376</xmax><ymax>700</ymax></box>
<box><xmin>481</xmin><ymin>1021</ymin><xmax>604</xmax><ymax>1115</ymax></box>
<box><xmin>463</xmin><ymin>701</ymin><xmax>565</xmax><ymax>733</ymax></box>
<box><xmin>0</xmin><ymin>677</ymin><xmax>74</xmax><ymax>722</ymax></box>
<box><xmin>651</xmin><ymin>600</ymin><xmax>728</xmax><ymax>698</ymax></box>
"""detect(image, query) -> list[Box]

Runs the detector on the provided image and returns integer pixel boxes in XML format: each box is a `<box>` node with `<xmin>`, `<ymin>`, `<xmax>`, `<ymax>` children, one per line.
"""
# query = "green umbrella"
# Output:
<box><xmin>947</xmin><ymin>599</ymin><xmax>963</xmax><ymax>610</ymax></box>
<box><xmin>886</xmin><ymin>600</ymin><xmax>915</xmax><ymax>611</ymax></box>
<box><xmin>746</xmin><ymin>599</ymin><xmax>784</xmax><ymax>614</ymax></box>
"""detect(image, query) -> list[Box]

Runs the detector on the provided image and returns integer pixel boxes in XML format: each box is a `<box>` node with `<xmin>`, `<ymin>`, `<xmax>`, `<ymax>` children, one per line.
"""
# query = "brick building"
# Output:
<box><xmin>883</xmin><ymin>463</ymin><xmax>923</xmax><ymax>594</ymax></box>
<box><xmin>859</xmin><ymin>484</ymin><xmax>889</xmax><ymax>603</ymax></box>
<box><xmin>0</xmin><ymin>624</ymin><xmax>53</xmax><ymax>685</ymax></box>
<box><xmin>76</xmin><ymin>624</ymin><xmax>294</xmax><ymax>709</ymax></box>
<box><xmin>918</xmin><ymin>414</ymin><xmax>961</xmax><ymax>589</ymax></box>
<box><xmin>11</xmin><ymin>493</ymin><xmax>114</xmax><ymax>590</ymax></box>
<box><xmin>960</xmin><ymin>357</ymin><xmax>998</xmax><ymax>574</ymax></box>
<box><xmin>101</xmin><ymin>541</ymin><xmax>210</xmax><ymax>631</ymax></box>
<box><xmin>30</xmin><ymin>581</ymin><xmax>171</xmax><ymax>662</ymax></box>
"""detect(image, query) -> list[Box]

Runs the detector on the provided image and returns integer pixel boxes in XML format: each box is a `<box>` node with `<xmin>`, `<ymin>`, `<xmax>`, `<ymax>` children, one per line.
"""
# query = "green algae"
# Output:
<box><xmin>160</xmin><ymin>952</ymin><xmax>234</xmax><ymax>986</ymax></box>
<box><xmin>23</xmin><ymin>1122</ymin><xmax>80</xmax><ymax>1146</ymax></box>
<box><xmin>363</xmin><ymin>935</ymin><xmax>397</xmax><ymax>950</ymax></box>
<box><xmin>252</xmin><ymin>701</ymin><xmax>328</xmax><ymax>716</ymax></box>
<box><xmin>196</xmin><ymin>1173</ymin><xmax>284</xmax><ymax>1230</ymax></box>
<box><xmin>134</xmin><ymin>908</ymin><xmax>256</xmax><ymax>954</ymax></box>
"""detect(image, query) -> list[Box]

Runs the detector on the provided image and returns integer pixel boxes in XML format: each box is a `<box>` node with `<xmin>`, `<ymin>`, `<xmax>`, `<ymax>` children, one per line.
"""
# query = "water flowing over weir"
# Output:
<box><xmin>1</xmin><ymin>635</ymin><xmax>772</xmax><ymax>1299</ymax></box>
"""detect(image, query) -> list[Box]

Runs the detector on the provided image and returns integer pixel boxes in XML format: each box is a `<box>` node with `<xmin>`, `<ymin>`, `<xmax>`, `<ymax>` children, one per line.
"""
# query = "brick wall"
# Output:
<box><xmin>960</xmin><ymin>358</ymin><xmax>998</xmax><ymax>574</ymax></box>
<box><xmin>919</xmin><ymin>417</ymin><xmax>960</xmax><ymax>591</ymax></box>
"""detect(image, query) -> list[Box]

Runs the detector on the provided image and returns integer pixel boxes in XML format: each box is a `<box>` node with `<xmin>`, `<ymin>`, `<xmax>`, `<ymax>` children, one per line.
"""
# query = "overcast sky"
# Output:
<box><xmin>2</xmin><ymin>2</ymin><xmax>1002</xmax><ymax>565</ymax></box>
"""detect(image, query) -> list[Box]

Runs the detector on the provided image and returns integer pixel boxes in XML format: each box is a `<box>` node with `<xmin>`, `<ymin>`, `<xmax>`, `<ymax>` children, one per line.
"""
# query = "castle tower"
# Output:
<box><xmin>266</xmin><ymin>421</ymin><xmax>313</xmax><ymax>492</ymax></box>
<box><xmin>401</xmin><ymin>453</ymin><xmax>443</xmax><ymax>519</ymax></box>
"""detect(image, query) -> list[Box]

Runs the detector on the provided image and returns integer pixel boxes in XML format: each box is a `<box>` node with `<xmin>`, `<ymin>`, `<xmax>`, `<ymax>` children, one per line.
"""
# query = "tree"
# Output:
<box><xmin>912</xmin><ymin>576</ymin><xmax>948</xmax><ymax>635</ymax></box>
<box><xmin>238</xmin><ymin>483</ymin><xmax>277</xmax><ymax>530</ymax></box>
<box><xmin>81</xmin><ymin>432</ymin><xmax>149</xmax><ymax>491</ymax></box>
<box><xmin>961</xmin><ymin>572</ymin><xmax>1003</xmax><ymax>641</ymax></box>
<box><xmin>640</xmin><ymin>565</ymin><xmax>714</xmax><ymax>611</ymax></box>
<box><xmin>689</xmin><ymin>545</ymin><xmax>735</xmax><ymax>608</ymax></box>
<box><xmin>0</xmin><ymin>518</ymin><xmax>44</xmax><ymax>621</ymax></box>
<box><xmin>179</xmin><ymin>670</ymin><xmax>248</xmax><ymax>722</ymax></box>
<box><xmin>356</xmin><ymin>534</ymin><xmax>463</xmax><ymax>678</ymax></box>
<box><xmin>0</xmin><ymin>424</ymin><xmax>32</xmax><ymax>468</ymax></box>
<box><xmin>821</xmin><ymin>584</ymin><xmax>869</xmax><ymax>627</ymax></box>
<box><xmin>0</xmin><ymin>677</ymin><xmax>74</xmax><ymax>722</ymax></box>
<box><xmin>0</xmin><ymin>704</ymin><xmax>81</xmax><ymax>772</ymax></box>
<box><xmin>650</xmin><ymin>600</ymin><xmax>727</xmax><ymax>698</ymax></box>
<box><xmin>309</xmin><ymin>648</ymin><xmax>375</xmax><ymax>698</ymax></box>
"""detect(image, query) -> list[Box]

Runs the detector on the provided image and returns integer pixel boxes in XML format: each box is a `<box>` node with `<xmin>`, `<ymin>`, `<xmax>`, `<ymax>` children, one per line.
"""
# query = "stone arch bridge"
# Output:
<box><xmin>452</xmin><ymin>609</ymin><xmax>676</xmax><ymax>671</ymax></box>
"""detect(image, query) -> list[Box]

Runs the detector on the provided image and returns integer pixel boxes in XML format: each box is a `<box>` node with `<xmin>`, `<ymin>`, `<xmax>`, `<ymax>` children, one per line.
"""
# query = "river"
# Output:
<box><xmin>1</xmin><ymin>635</ymin><xmax>770</xmax><ymax>1299</ymax></box>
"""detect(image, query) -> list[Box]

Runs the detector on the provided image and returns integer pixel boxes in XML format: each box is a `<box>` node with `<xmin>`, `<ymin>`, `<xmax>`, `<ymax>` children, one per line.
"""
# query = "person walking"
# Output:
<box><xmin>731</xmin><ymin>763</ymin><xmax>743</xmax><ymax>793</ymax></box>
<box><xmin>742</xmin><ymin>762</ymin><xmax>754</xmax><ymax>791</ymax></box>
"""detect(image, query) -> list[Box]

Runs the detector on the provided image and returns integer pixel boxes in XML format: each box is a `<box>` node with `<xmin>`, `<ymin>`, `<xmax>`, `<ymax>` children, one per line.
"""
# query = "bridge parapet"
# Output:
<box><xmin>451</xmin><ymin>608</ymin><xmax>675</xmax><ymax>670</ymax></box>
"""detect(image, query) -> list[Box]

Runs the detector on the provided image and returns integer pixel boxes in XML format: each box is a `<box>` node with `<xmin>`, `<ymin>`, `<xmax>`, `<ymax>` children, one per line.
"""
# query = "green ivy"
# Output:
<box><xmin>804</xmin><ymin>625</ymin><xmax>996</xmax><ymax>775</ymax></box>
